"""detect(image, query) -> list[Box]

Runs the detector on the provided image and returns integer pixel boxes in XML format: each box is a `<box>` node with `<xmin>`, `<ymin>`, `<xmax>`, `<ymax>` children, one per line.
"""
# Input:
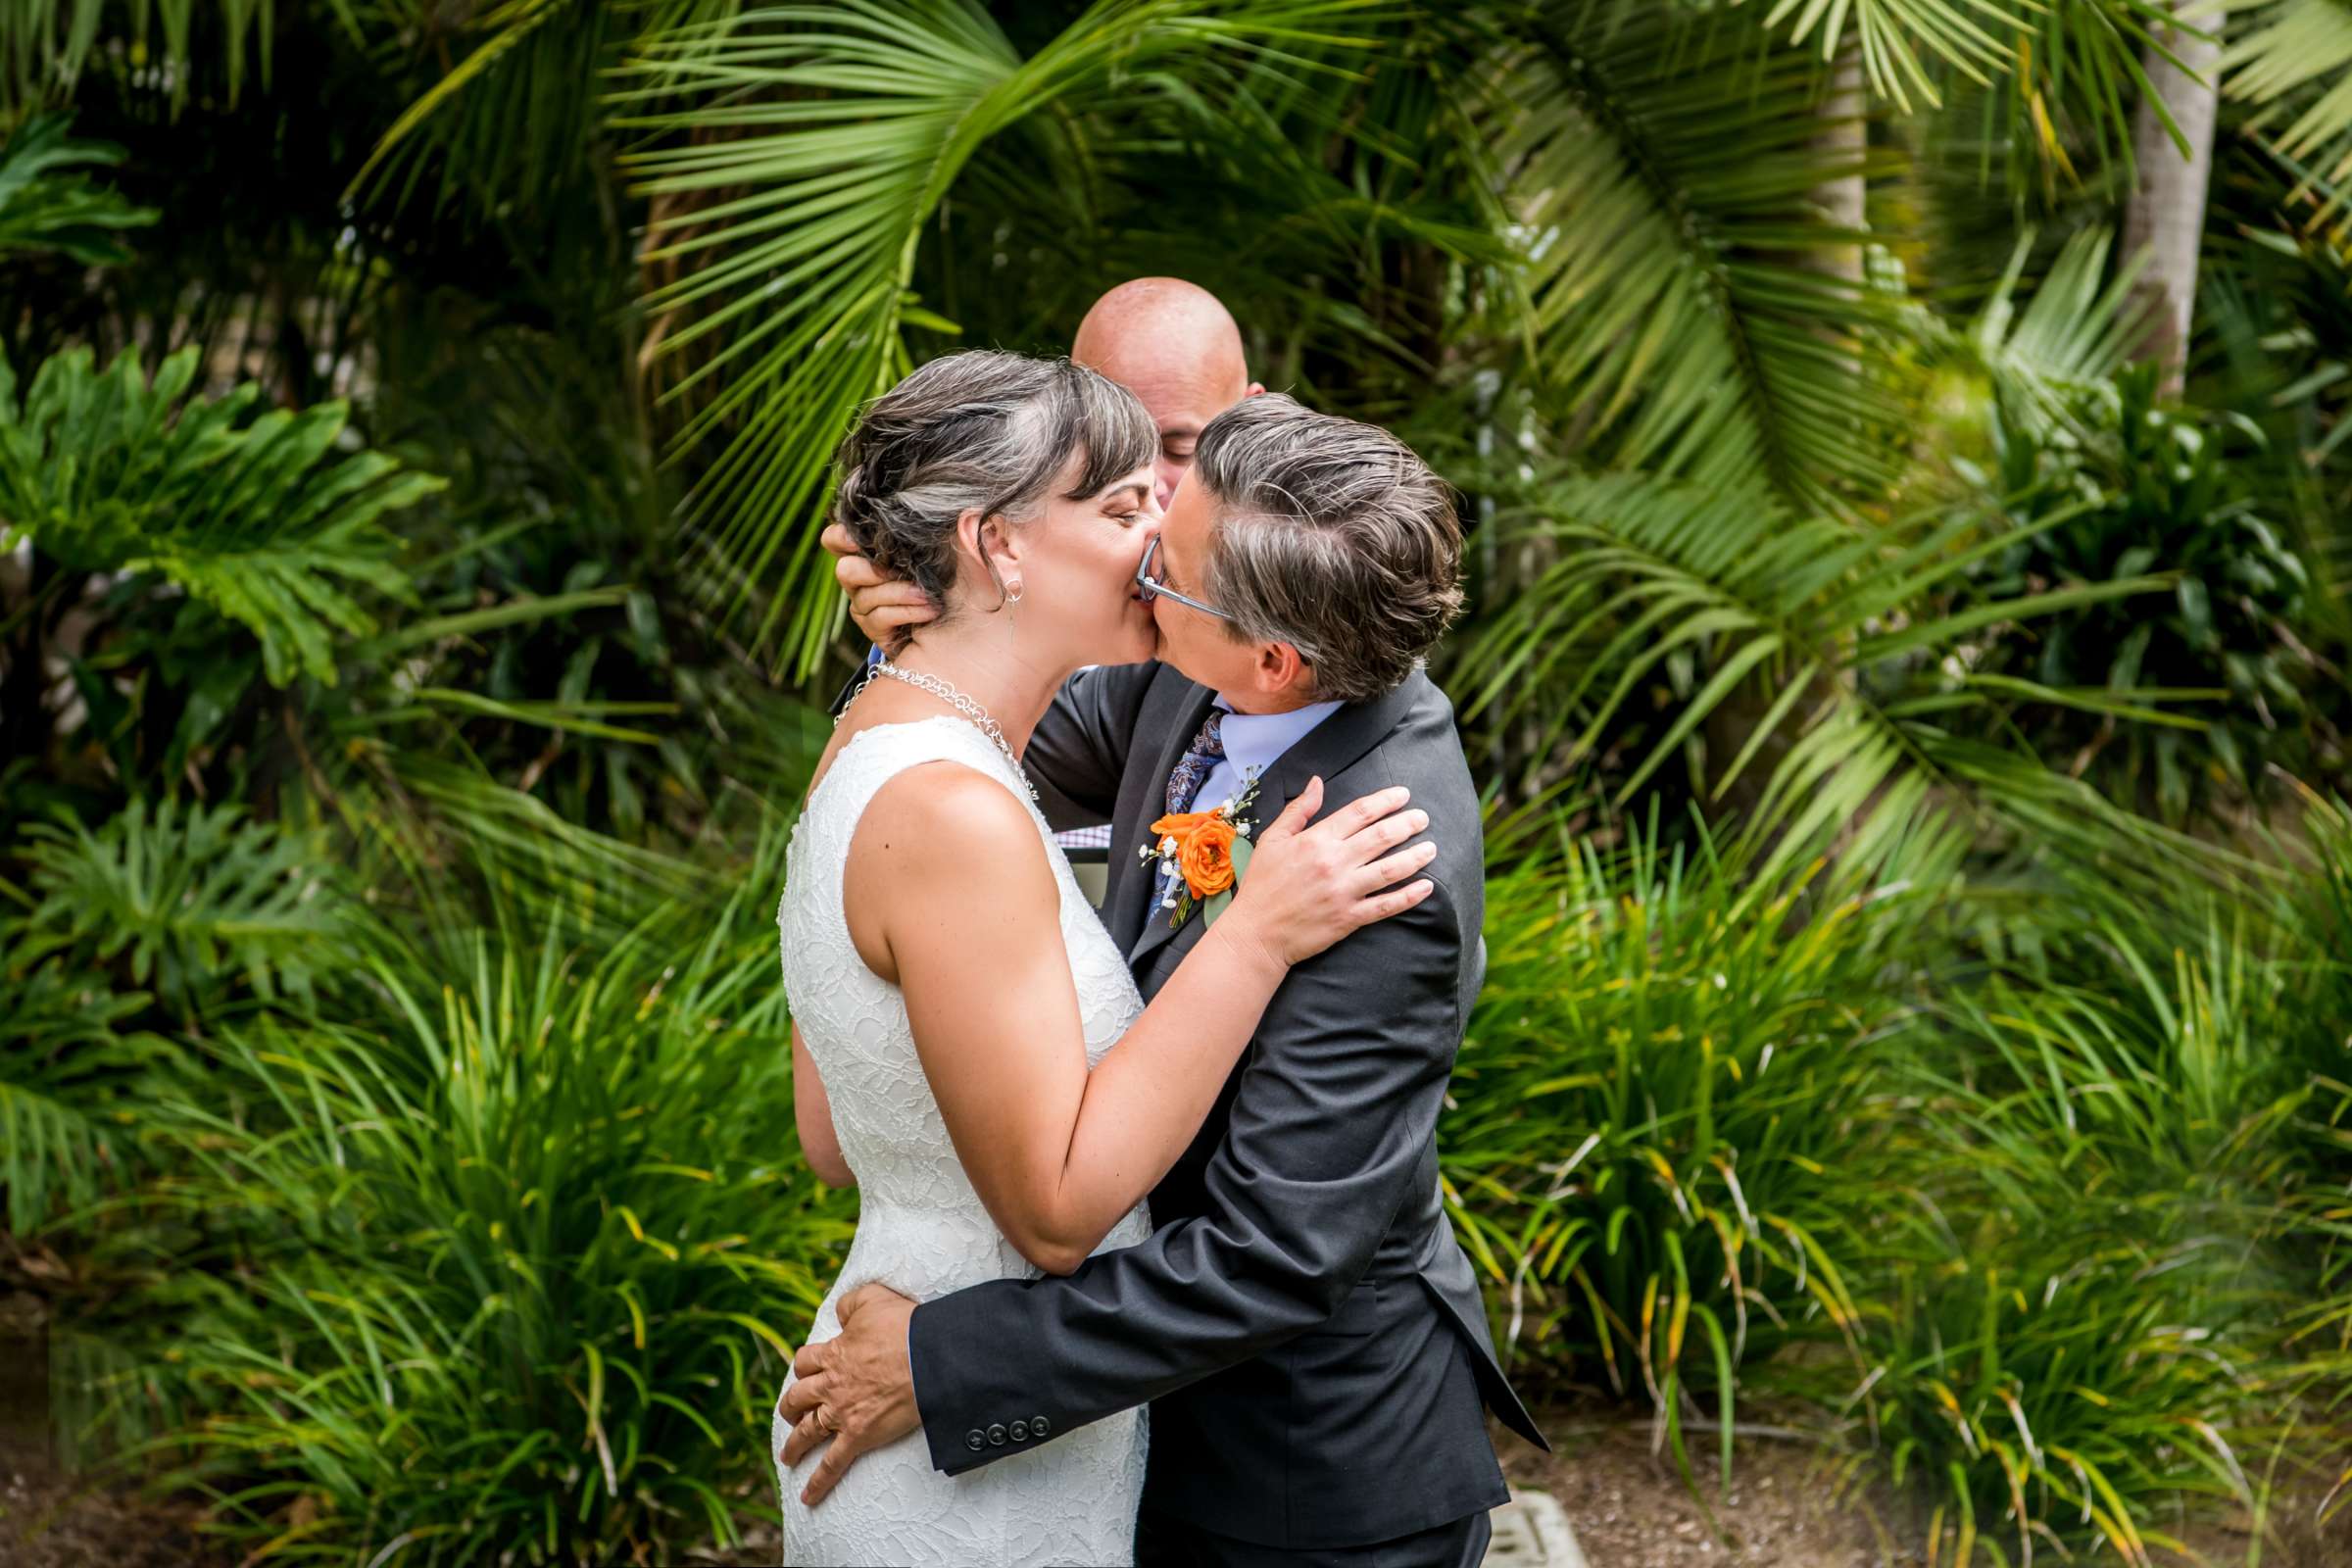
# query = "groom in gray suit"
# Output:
<box><xmin>781</xmin><ymin>393</ymin><xmax>1546</xmax><ymax>1566</ymax></box>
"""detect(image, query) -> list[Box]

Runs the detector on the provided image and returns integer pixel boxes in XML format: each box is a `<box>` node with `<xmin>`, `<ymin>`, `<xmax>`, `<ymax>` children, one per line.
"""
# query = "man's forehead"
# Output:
<box><xmin>1100</xmin><ymin>352</ymin><xmax>1235</xmax><ymax>410</ymax></box>
<box><xmin>1076</xmin><ymin>335</ymin><xmax>1246</xmax><ymax>421</ymax></box>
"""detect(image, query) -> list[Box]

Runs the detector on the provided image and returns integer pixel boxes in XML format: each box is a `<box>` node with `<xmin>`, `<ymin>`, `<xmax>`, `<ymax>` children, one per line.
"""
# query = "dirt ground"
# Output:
<box><xmin>1501</xmin><ymin>1404</ymin><xmax>2352</xmax><ymax>1568</ymax></box>
<box><xmin>1501</xmin><ymin>1410</ymin><xmax>1914</xmax><ymax>1567</ymax></box>
<box><xmin>0</xmin><ymin>1293</ymin><xmax>227</xmax><ymax>1568</ymax></box>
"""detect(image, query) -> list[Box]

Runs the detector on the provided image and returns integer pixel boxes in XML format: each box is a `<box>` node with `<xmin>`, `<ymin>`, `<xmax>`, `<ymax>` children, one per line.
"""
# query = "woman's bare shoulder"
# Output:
<box><xmin>849</xmin><ymin>760</ymin><xmax>1055</xmax><ymax>896</ymax></box>
<box><xmin>843</xmin><ymin>760</ymin><xmax>1059</xmax><ymax>980</ymax></box>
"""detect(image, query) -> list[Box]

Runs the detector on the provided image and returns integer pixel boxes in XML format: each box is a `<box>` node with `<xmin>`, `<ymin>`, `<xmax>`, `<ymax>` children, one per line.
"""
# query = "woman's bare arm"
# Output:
<box><xmin>793</xmin><ymin>1022</ymin><xmax>857</xmax><ymax>1189</ymax></box>
<box><xmin>845</xmin><ymin>763</ymin><xmax>1429</xmax><ymax>1275</ymax></box>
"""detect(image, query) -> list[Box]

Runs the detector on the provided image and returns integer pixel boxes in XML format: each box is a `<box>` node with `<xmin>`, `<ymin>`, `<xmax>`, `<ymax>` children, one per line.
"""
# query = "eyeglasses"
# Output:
<box><xmin>1134</xmin><ymin>535</ymin><xmax>1234</xmax><ymax>622</ymax></box>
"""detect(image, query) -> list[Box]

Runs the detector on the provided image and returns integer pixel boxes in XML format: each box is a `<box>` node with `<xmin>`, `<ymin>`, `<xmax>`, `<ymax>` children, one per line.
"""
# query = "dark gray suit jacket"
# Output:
<box><xmin>903</xmin><ymin>662</ymin><xmax>1547</xmax><ymax>1551</ymax></box>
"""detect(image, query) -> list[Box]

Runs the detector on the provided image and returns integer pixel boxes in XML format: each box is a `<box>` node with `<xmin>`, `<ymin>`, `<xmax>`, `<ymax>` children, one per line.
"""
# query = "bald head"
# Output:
<box><xmin>1072</xmin><ymin>277</ymin><xmax>1262</xmax><ymax>507</ymax></box>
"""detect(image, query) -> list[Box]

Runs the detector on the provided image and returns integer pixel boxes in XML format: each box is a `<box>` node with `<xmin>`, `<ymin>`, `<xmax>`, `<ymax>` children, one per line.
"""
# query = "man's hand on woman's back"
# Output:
<box><xmin>822</xmin><ymin>521</ymin><xmax>941</xmax><ymax>643</ymax></box>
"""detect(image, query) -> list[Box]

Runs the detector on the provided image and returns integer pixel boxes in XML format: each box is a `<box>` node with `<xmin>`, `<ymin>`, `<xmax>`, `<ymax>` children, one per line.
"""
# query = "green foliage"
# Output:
<box><xmin>112</xmin><ymin>821</ymin><xmax>854</xmax><ymax>1564</ymax></box>
<box><xmin>1824</xmin><ymin>887</ymin><xmax>2339</xmax><ymax>1560</ymax></box>
<box><xmin>0</xmin><ymin>922</ymin><xmax>185</xmax><ymax>1235</ymax></box>
<box><xmin>1959</xmin><ymin>362</ymin><xmax>2318</xmax><ymax>820</ymax></box>
<box><xmin>0</xmin><ymin>343</ymin><xmax>439</xmax><ymax>687</ymax></box>
<box><xmin>10</xmin><ymin>798</ymin><xmax>345</xmax><ymax>1025</ymax></box>
<box><xmin>0</xmin><ymin>111</ymin><xmax>156</xmax><ymax>262</ymax></box>
<box><xmin>1448</xmin><ymin>461</ymin><xmax>2213</xmax><ymax>901</ymax></box>
<box><xmin>1444</xmin><ymin>813</ymin><xmax>1931</xmax><ymax>1482</ymax></box>
<box><xmin>2224</xmin><ymin>0</ymin><xmax>2352</xmax><ymax>229</ymax></box>
<box><xmin>0</xmin><ymin>0</ymin><xmax>315</xmax><ymax>113</ymax></box>
<box><xmin>1487</xmin><ymin>5</ymin><xmax>1913</xmax><ymax>509</ymax></box>
<box><xmin>1850</xmin><ymin>1234</ymin><xmax>2270</xmax><ymax>1563</ymax></box>
<box><xmin>12</xmin><ymin>2</ymin><xmax>2352</xmax><ymax>1562</ymax></box>
<box><xmin>0</xmin><ymin>797</ymin><xmax>328</xmax><ymax>1231</ymax></box>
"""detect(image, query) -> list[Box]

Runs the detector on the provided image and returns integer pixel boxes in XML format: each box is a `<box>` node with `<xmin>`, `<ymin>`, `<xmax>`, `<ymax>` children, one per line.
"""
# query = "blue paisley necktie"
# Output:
<box><xmin>1151</xmin><ymin>709</ymin><xmax>1227</xmax><ymax>915</ymax></box>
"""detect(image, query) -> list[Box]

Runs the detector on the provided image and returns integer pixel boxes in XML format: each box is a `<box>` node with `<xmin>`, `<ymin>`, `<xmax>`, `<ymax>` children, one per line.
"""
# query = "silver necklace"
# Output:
<box><xmin>849</xmin><ymin>657</ymin><xmax>1040</xmax><ymax>805</ymax></box>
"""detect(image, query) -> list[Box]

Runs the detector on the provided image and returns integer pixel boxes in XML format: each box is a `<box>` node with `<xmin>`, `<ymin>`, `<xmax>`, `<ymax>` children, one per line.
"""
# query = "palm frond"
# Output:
<box><xmin>342</xmin><ymin>0</ymin><xmax>757</xmax><ymax>223</ymax></box>
<box><xmin>1488</xmin><ymin>4</ymin><xmax>1916</xmax><ymax>510</ymax></box>
<box><xmin>1928</xmin><ymin>224</ymin><xmax>2155</xmax><ymax>435</ymax></box>
<box><xmin>1739</xmin><ymin>0</ymin><xmax>2181</xmax><ymax>171</ymax></box>
<box><xmin>615</xmin><ymin>0</ymin><xmax>1390</xmax><ymax>677</ymax></box>
<box><xmin>2223</xmin><ymin>0</ymin><xmax>2352</xmax><ymax>235</ymax></box>
<box><xmin>1451</xmin><ymin>466</ymin><xmax>2230</xmax><ymax>891</ymax></box>
<box><xmin>1741</xmin><ymin>0</ymin><xmax>2022</xmax><ymax>109</ymax></box>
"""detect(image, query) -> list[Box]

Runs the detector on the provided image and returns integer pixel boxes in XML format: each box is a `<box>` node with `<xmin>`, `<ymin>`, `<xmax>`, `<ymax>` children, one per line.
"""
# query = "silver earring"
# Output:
<box><xmin>1005</xmin><ymin>580</ymin><xmax>1024</xmax><ymax>608</ymax></box>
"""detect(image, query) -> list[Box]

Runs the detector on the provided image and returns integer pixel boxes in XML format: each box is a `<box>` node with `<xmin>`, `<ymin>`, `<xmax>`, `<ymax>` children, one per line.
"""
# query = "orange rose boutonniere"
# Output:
<box><xmin>1138</xmin><ymin>771</ymin><xmax>1261</xmax><ymax>930</ymax></box>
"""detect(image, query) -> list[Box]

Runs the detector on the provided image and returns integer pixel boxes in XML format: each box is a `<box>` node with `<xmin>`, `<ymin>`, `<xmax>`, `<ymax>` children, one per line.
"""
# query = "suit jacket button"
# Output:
<box><xmin>1009</xmin><ymin>1419</ymin><xmax>1029</xmax><ymax>1441</ymax></box>
<box><xmin>987</xmin><ymin>1423</ymin><xmax>1008</xmax><ymax>1446</ymax></box>
<box><xmin>965</xmin><ymin>1429</ymin><xmax>986</xmax><ymax>1451</ymax></box>
<box><xmin>1032</xmin><ymin>1414</ymin><xmax>1051</xmax><ymax>1438</ymax></box>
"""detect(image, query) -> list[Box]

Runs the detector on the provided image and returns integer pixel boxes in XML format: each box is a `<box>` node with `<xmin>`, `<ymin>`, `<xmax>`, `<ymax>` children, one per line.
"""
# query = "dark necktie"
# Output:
<box><xmin>1151</xmin><ymin>709</ymin><xmax>1227</xmax><ymax>915</ymax></box>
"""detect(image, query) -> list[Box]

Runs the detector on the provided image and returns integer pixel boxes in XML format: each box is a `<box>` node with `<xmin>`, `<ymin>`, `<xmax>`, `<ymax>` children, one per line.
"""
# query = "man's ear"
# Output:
<box><xmin>1244</xmin><ymin>381</ymin><xmax>1266</xmax><ymax>399</ymax></box>
<box><xmin>1252</xmin><ymin>639</ymin><xmax>1310</xmax><ymax>698</ymax></box>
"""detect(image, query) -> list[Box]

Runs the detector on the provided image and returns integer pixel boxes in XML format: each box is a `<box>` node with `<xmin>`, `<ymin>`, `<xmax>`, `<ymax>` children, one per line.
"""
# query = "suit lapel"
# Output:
<box><xmin>1124</xmin><ymin>674</ymin><xmax>1424</xmax><ymax>972</ymax></box>
<box><xmin>1105</xmin><ymin>679</ymin><xmax>1217</xmax><ymax>957</ymax></box>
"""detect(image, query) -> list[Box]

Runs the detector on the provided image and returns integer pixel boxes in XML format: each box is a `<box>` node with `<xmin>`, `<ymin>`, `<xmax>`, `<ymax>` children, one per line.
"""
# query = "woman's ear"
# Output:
<box><xmin>955</xmin><ymin>507</ymin><xmax>1024</xmax><ymax>604</ymax></box>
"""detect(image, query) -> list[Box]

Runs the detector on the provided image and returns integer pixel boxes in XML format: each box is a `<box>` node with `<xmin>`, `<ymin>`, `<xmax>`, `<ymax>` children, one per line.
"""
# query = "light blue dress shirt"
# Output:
<box><xmin>1149</xmin><ymin>693</ymin><xmax>1346</xmax><ymax>913</ymax></box>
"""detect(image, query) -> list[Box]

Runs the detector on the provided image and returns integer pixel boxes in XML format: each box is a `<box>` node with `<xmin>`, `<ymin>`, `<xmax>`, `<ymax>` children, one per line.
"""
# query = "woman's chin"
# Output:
<box><xmin>1114</xmin><ymin>610</ymin><xmax>1161</xmax><ymax>665</ymax></box>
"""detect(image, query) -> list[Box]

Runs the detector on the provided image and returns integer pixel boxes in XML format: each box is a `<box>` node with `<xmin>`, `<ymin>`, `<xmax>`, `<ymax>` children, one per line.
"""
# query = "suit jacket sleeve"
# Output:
<box><xmin>904</xmin><ymin>871</ymin><xmax>1467</xmax><ymax>1475</ymax></box>
<box><xmin>1018</xmin><ymin>664</ymin><xmax>1152</xmax><ymax>833</ymax></box>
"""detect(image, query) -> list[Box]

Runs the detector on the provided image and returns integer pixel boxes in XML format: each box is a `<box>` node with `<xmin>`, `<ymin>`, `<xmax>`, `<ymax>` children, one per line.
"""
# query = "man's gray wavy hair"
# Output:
<box><xmin>1191</xmin><ymin>394</ymin><xmax>1464</xmax><ymax>702</ymax></box>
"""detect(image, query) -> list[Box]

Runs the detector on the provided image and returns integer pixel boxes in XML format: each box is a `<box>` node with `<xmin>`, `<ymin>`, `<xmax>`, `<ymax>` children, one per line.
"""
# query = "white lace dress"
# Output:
<box><xmin>773</xmin><ymin>717</ymin><xmax>1151</xmax><ymax>1567</ymax></box>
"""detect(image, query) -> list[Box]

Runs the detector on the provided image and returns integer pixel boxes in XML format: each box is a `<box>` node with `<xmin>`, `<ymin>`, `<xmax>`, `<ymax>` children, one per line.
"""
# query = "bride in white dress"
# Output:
<box><xmin>771</xmin><ymin>351</ymin><xmax>1438</xmax><ymax>1567</ymax></box>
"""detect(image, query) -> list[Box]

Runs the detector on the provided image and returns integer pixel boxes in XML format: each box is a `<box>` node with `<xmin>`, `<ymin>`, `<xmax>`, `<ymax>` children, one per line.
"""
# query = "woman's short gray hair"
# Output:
<box><xmin>1193</xmin><ymin>395</ymin><xmax>1464</xmax><ymax>702</ymax></box>
<box><xmin>830</xmin><ymin>350</ymin><xmax>1155</xmax><ymax>649</ymax></box>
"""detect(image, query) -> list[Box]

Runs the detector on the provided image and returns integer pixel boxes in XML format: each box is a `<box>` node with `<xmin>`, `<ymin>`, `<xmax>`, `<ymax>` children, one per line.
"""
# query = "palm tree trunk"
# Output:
<box><xmin>1807</xmin><ymin>45</ymin><xmax>1867</xmax><ymax>286</ymax></box>
<box><xmin>1703</xmin><ymin>44</ymin><xmax>1866</xmax><ymax>832</ymax></box>
<box><xmin>2121</xmin><ymin>1</ymin><xmax>2224</xmax><ymax>397</ymax></box>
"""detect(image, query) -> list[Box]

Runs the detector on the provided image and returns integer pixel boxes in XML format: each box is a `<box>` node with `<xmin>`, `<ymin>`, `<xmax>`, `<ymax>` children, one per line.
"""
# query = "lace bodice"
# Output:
<box><xmin>778</xmin><ymin>716</ymin><xmax>1147</xmax><ymax>1211</ymax></box>
<box><xmin>771</xmin><ymin>715</ymin><xmax>1151</xmax><ymax>1566</ymax></box>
